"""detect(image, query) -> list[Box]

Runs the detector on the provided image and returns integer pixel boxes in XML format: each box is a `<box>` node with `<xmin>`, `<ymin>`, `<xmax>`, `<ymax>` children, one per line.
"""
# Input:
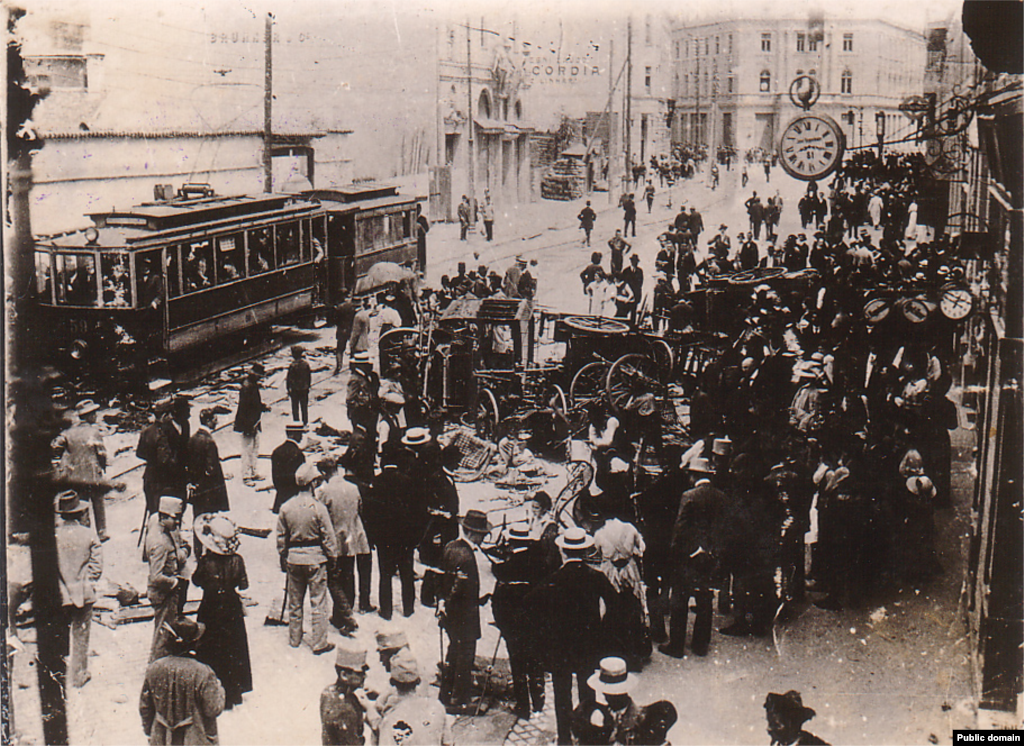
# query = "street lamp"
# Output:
<box><xmin>875</xmin><ymin>110</ymin><xmax>886</xmax><ymax>162</ymax></box>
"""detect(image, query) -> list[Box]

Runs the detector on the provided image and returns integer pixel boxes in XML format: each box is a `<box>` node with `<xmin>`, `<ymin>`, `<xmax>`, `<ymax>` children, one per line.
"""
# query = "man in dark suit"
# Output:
<box><xmin>187</xmin><ymin>408</ymin><xmax>230</xmax><ymax>524</ymax></box>
<box><xmin>333</xmin><ymin>290</ymin><xmax>357</xmax><ymax>374</ymax></box>
<box><xmin>438</xmin><ymin>509</ymin><xmax>491</xmax><ymax>714</ymax></box>
<box><xmin>233</xmin><ymin>364</ymin><xmax>266</xmax><ymax>483</ymax></box>
<box><xmin>271</xmin><ymin>424</ymin><xmax>306</xmax><ymax>514</ymax></box>
<box><xmin>137</xmin><ymin>400</ymin><xmax>187</xmax><ymax>515</ymax></box>
<box><xmin>526</xmin><ymin>527</ymin><xmax>617</xmax><ymax>745</ymax></box>
<box><xmin>659</xmin><ymin>457</ymin><xmax>730</xmax><ymax>659</ymax></box>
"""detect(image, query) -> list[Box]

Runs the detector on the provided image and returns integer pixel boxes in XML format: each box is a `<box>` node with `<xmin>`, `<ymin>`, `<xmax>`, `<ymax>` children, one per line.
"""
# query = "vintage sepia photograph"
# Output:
<box><xmin>4</xmin><ymin>0</ymin><xmax>1022</xmax><ymax>743</ymax></box>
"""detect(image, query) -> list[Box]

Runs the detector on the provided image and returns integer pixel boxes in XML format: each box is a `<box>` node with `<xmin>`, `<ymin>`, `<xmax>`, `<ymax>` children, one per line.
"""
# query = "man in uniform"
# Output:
<box><xmin>526</xmin><ymin>527</ymin><xmax>617</xmax><ymax>745</ymax></box>
<box><xmin>145</xmin><ymin>496</ymin><xmax>190</xmax><ymax>662</ymax></box>
<box><xmin>139</xmin><ymin>619</ymin><xmax>225</xmax><ymax>746</ymax></box>
<box><xmin>272</xmin><ymin>423</ymin><xmax>307</xmax><ymax>514</ymax></box>
<box><xmin>373</xmin><ymin>649</ymin><xmax>453</xmax><ymax>746</ymax></box>
<box><xmin>55</xmin><ymin>490</ymin><xmax>103</xmax><ymax>688</ymax></box>
<box><xmin>320</xmin><ymin>645</ymin><xmax>372</xmax><ymax>746</ymax></box>
<box><xmin>277</xmin><ymin>462</ymin><xmax>339</xmax><ymax>655</ymax></box>
<box><xmin>438</xmin><ymin>510</ymin><xmax>491</xmax><ymax>714</ymax></box>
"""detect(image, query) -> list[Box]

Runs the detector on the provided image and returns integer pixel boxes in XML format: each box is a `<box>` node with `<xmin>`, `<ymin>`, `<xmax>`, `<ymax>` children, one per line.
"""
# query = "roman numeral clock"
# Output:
<box><xmin>778</xmin><ymin>115</ymin><xmax>846</xmax><ymax>181</ymax></box>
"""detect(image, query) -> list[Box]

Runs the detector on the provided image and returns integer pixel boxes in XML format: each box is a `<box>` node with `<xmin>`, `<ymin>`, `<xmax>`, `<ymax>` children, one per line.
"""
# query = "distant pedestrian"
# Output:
<box><xmin>580</xmin><ymin>252</ymin><xmax>607</xmax><ymax>301</ymax></box>
<box><xmin>333</xmin><ymin>290</ymin><xmax>357</xmax><ymax>373</ymax></box>
<box><xmin>622</xmin><ymin>193</ymin><xmax>637</xmax><ymax>237</ymax></box>
<box><xmin>193</xmin><ymin>514</ymin><xmax>253</xmax><ymax>710</ymax></box>
<box><xmin>138</xmin><ymin>398</ymin><xmax>189</xmax><ymax>514</ymax></box>
<box><xmin>622</xmin><ymin>254</ymin><xmax>644</xmax><ymax>319</ymax></box>
<box><xmin>578</xmin><ymin>201</ymin><xmax>597</xmax><ymax>246</ymax></box>
<box><xmin>52</xmin><ymin>399</ymin><xmax>120</xmax><ymax>541</ymax></box>
<box><xmin>746</xmin><ymin>192</ymin><xmax>764</xmax><ymax>240</ymax></box>
<box><xmin>644</xmin><ymin>182</ymin><xmax>656</xmax><ymax>213</ymax></box>
<box><xmin>55</xmin><ymin>490</ymin><xmax>103</xmax><ymax>688</ymax></box>
<box><xmin>272</xmin><ymin>423</ymin><xmax>306</xmax><ymax>514</ymax></box>
<box><xmin>608</xmin><ymin>229</ymin><xmax>632</xmax><ymax>275</ymax></box>
<box><xmin>457</xmin><ymin>195</ymin><xmax>471</xmax><ymax>241</ymax></box>
<box><xmin>347</xmin><ymin>352</ymin><xmax>380</xmax><ymax>445</ymax></box>
<box><xmin>763</xmin><ymin>158</ymin><xmax>771</xmax><ymax>182</ymax></box>
<box><xmin>481</xmin><ymin>191</ymin><xmax>494</xmax><ymax>241</ymax></box>
<box><xmin>233</xmin><ymin>365</ymin><xmax>266</xmax><ymax>484</ymax></box>
<box><xmin>145</xmin><ymin>496</ymin><xmax>190</xmax><ymax>662</ymax></box>
<box><xmin>286</xmin><ymin>346</ymin><xmax>312</xmax><ymax>426</ymax></box>
<box><xmin>140</xmin><ymin>618</ymin><xmax>225</xmax><ymax>746</ymax></box>
<box><xmin>742</xmin><ymin>165</ymin><xmax>749</xmax><ymax>188</ymax></box>
<box><xmin>688</xmin><ymin>207</ymin><xmax>704</xmax><ymax>244</ymax></box>
<box><xmin>277</xmin><ymin>462</ymin><xmax>338</xmax><ymax>655</ymax></box>
<box><xmin>503</xmin><ymin>255</ymin><xmax>527</xmax><ymax>298</ymax></box>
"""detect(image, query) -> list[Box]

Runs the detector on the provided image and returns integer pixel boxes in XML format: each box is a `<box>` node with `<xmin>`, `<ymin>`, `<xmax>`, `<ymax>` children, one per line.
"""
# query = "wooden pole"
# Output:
<box><xmin>264</xmin><ymin>13</ymin><xmax>273</xmax><ymax>192</ymax></box>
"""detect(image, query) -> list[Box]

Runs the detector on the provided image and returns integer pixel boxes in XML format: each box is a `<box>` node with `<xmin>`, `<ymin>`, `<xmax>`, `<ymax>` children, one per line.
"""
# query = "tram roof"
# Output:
<box><xmin>88</xmin><ymin>193</ymin><xmax>306</xmax><ymax>231</ymax></box>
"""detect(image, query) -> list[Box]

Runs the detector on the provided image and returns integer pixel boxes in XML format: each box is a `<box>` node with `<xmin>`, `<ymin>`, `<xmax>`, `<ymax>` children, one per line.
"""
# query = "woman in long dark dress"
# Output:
<box><xmin>193</xmin><ymin>514</ymin><xmax>253</xmax><ymax>709</ymax></box>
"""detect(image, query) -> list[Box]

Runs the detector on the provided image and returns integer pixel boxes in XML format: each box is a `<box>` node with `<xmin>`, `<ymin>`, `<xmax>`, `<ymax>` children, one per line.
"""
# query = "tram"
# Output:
<box><xmin>32</xmin><ymin>182</ymin><xmax>424</xmax><ymax>385</ymax></box>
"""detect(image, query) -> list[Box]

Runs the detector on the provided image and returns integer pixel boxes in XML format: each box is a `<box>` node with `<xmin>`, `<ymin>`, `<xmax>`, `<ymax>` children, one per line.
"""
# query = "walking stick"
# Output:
<box><xmin>474</xmin><ymin>631</ymin><xmax>504</xmax><ymax>717</ymax></box>
<box><xmin>137</xmin><ymin>506</ymin><xmax>151</xmax><ymax>549</ymax></box>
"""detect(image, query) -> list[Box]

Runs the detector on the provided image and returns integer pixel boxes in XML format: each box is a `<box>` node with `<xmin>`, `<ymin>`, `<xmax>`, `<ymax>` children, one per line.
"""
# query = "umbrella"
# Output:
<box><xmin>355</xmin><ymin>262</ymin><xmax>417</xmax><ymax>295</ymax></box>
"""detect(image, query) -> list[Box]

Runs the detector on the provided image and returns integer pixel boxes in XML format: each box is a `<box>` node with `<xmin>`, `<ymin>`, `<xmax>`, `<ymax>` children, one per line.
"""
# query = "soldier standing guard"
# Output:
<box><xmin>320</xmin><ymin>645</ymin><xmax>372</xmax><ymax>746</ymax></box>
<box><xmin>145</xmin><ymin>496</ymin><xmax>191</xmax><ymax>662</ymax></box>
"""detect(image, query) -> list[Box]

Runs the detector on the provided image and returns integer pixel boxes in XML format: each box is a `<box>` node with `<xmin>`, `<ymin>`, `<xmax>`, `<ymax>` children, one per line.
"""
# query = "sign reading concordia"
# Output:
<box><xmin>523</xmin><ymin>56</ymin><xmax>601</xmax><ymax>84</ymax></box>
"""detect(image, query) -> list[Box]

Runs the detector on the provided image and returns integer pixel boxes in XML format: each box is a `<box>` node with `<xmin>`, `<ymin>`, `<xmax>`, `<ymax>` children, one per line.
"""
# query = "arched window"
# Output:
<box><xmin>841</xmin><ymin>69</ymin><xmax>852</xmax><ymax>94</ymax></box>
<box><xmin>809</xmin><ymin>68</ymin><xmax>817</xmax><ymax>78</ymax></box>
<box><xmin>796</xmin><ymin>69</ymin><xmax>804</xmax><ymax>78</ymax></box>
<box><xmin>759</xmin><ymin>69</ymin><xmax>771</xmax><ymax>92</ymax></box>
<box><xmin>478</xmin><ymin>89</ymin><xmax>491</xmax><ymax>118</ymax></box>
<box><xmin>514</xmin><ymin>100</ymin><xmax>522</xmax><ymax>120</ymax></box>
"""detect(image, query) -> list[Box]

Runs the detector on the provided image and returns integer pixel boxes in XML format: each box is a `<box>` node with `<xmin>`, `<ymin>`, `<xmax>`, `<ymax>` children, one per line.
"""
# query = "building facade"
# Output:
<box><xmin>670</xmin><ymin>17</ymin><xmax>927</xmax><ymax>158</ymax></box>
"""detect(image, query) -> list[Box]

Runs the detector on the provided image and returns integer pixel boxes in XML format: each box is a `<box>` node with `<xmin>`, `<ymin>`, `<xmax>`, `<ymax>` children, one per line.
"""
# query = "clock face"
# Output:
<box><xmin>940</xmin><ymin>286</ymin><xmax>973</xmax><ymax>320</ymax></box>
<box><xmin>902</xmin><ymin>297</ymin><xmax>931</xmax><ymax>324</ymax></box>
<box><xmin>864</xmin><ymin>297</ymin><xmax>891</xmax><ymax>324</ymax></box>
<box><xmin>778</xmin><ymin>116</ymin><xmax>845</xmax><ymax>181</ymax></box>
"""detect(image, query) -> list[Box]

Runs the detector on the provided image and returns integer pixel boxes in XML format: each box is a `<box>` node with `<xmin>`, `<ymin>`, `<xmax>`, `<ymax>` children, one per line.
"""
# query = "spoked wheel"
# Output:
<box><xmin>548</xmin><ymin>383</ymin><xmax>568</xmax><ymax>415</ymax></box>
<box><xmin>562</xmin><ymin>316</ymin><xmax>630</xmax><ymax>335</ymax></box>
<box><xmin>606</xmin><ymin>353</ymin><xmax>665</xmax><ymax>416</ymax></box>
<box><xmin>569</xmin><ymin>361</ymin><xmax>610</xmax><ymax>408</ymax></box>
<box><xmin>474</xmin><ymin>388</ymin><xmax>501</xmax><ymax>441</ymax></box>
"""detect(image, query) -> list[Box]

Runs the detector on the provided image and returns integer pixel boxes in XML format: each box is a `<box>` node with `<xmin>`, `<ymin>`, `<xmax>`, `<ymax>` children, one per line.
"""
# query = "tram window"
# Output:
<box><xmin>183</xmin><ymin>239</ymin><xmax>214</xmax><ymax>293</ymax></box>
<box><xmin>278</xmin><ymin>221</ymin><xmax>301</xmax><ymax>266</ymax></box>
<box><xmin>300</xmin><ymin>219</ymin><xmax>312</xmax><ymax>263</ymax></box>
<box><xmin>101</xmin><ymin>253</ymin><xmax>132</xmax><ymax>307</ymax></box>
<box><xmin>55</xmin><ymin>253</ymin><xmax>98</xmax><ymax>306</ymax></box>
<box><xmin>166</xmin><ymin>245</ymin><xmax>182</xmax><ymax>298</ymax></box>
<box><xmin>249</xmin><ymin>227</ymin><xmax>273</xmax><ymax>275</ymax></box>
<box><xmin>137</xmin><ymin>250</ymin><xmax>164</xmax><ymax>309</ymax></box>
<box><xmin>216</xmin><ymin>234</ymin><xmax>243</xmax><ymax>282</ymax></box>
<box><xmin>35</xmin><ymin>251</ymin><xmax>53</xmax><ymax>301</ymax></box>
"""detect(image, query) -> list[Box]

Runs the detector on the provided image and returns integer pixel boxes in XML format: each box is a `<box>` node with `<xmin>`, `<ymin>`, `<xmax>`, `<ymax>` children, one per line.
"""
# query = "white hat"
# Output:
<box><xmin>587</xmin><ymin>657</ymin><xmax>637</xmax><ymax>695</ymax></box>
<box><xmin>401</xmin><ymin>427</ymin><xmax>431</xmax><ymax>447</ymax></box>
<box><xmin>555</xmin><ymin>526</ymin><xmax>595</xmax><ymax>551</ymax></box>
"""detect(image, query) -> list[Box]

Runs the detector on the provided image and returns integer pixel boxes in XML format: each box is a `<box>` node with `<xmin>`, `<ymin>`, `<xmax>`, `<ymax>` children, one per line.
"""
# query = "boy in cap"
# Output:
<box><xmin>373</xmin><ymin>649</ymin><xmax>453</xmax><ymax>746</ymax></box>
<box><xmin>144</xmin><ymin>496</ymin><xmax>191</xmax><ymax>662</ymax></box>
<box><xmin>55</xmin><ymin>490</ymin><xmax>103</xmax><ymax>687</ymax></box>
<box><xmin>287</xmin><ymin>345</ymin><xmax>312</xmax><ymax>426</ymax></box>
<box><xmin>320</xmin><ymin>644</ymin><xmax>372</xmax><ymax>745</ymax></box>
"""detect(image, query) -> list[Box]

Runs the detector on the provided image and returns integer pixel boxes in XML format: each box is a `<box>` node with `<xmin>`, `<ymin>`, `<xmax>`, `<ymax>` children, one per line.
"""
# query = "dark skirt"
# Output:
<box><xmin>196</xmin><ymin>589</ymin><xmax>253</xmax><ymax>707</ymax></box>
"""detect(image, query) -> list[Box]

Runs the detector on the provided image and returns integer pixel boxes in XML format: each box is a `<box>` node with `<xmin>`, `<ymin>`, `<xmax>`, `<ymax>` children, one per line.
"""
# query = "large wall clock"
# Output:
<box><xmin>778</xmin><ymin>115</ymin><xmax>845</xmax><ymax>181</ymax></box>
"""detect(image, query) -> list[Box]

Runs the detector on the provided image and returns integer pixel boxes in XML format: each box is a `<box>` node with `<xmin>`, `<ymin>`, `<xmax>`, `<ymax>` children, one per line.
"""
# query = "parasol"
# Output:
<box><xmin>354</xmin><ymin>262</ymin><xmax>418</xmax><ymax>295</ymax></box>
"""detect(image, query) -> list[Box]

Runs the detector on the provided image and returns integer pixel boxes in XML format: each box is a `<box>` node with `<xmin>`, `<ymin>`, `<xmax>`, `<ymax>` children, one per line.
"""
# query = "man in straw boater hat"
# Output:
<box><xmin>234</xmin><ymin>363</ymin><xmax>267</xmax><ymax>483</ymax></box>
<box><xmin>277</xmin><ymin>462</ymin><xmax>339</xmax><ymax>655</ymax></box>
<box><xmin>144</xmin><ymin>495</ymin><xmax>190</xmax><ymax>662</ymax></box>
<box><xmin>763</xmin><ymin>690</ymin><xmax>829</xmax><ymax>745</ymax></box>
<box><xmin>525</xmin><ymin>527</ymin><xmax>617</xmax><ymax>745</ymax></box>
<box><xmin>437</xmin><ymin>509</ymin><xmax>492</xmax><ymax>714</ymax></box>
<box><xmin>139</xmin><ymin>618</ymin><xmax>225</xmax><ymax>746</ymax></box>
<box><xmin>54</xmin><ymin>490</ymin><xmax>103</xmax><ymax>688</ymax></box>
<box><xmin>319</xmin><ymin>643</ymin><xmax>373</xmax><ymax>746</ymax></box>
<box><xmin>271</xmin><ymin>422</ymin><xmax>307</xmax><ymax>514</ymax></box>
<box><xmin>587</xmin><ymin>656</ymin><xmax>640</xmax><ymax>742</ymax></box>
<box><xmin>659</xmin><ymin>456</ymin><xmax>726</xmax><ymax>660</ymax></box>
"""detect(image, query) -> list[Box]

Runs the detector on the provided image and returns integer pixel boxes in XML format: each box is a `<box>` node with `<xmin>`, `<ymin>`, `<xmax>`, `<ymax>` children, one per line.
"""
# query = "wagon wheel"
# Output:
<box><xmin>562</xmin><ymin>316</ymin><xmax>631</xmax><ymax>335</ymax></box>
<box><xmin>606</xmin><ymin>353</ymin><xmax>665</xmax><ymax>416</ymax></box>
<box><xmin>569</xmin><ymin>361</ymin><xmax>610</xmax><ymax>408</ymax></box>
<box><xmin>645</xmin><ymin>338</ymin><xmax>674</xmax><ymax>381</ymax></box>
<box><xmin>554</xmin><ymin>460</ymin><xmax>595</xmax><ymax>528</ymax></box>
<box><xmin>474</xmin><ymin>388</ymin><xmax>501</xmax><ymax>441</ymax></box>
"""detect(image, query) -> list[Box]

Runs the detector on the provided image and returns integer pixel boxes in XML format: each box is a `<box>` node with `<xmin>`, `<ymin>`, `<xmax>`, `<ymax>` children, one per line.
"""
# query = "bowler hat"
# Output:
<box><xmin>461</xmin><ymin>509</ymin><xmax>492</xmax><ymax>535</ymax></box>
<box><xmin>555</xmin><ymin>526</ymin><xmax>594</xmax><ymax>552</ymax></box>
<box><xmin>764</xmin><ymin>690</ymin><xmax>816</xmax><ymax>725</ymax></box>
<box><xmin>164</xmin><ymin>619</ymin><xmax>205</xmax><ymax>650</ymax></box>
<box><xmin>56</xmin><ymin>490</ymin><xmax>88</xmax><ymax>515</ymax></box>
<box><xmin>195</xmin><ymin>514</ymin><xmax>239</xmax><ymax>555</ymax></box>
<box><xmin>158</xmin><ymin>496</ymin><xmax>185</xmax><ymax>517</ymax></box>
<box><xmin>334</xmin><ymin>645</ymin><xmax>368</xmax><ymax>671</ymax></box>
<box><xmin>587</xmin><ymin>657</ymin><xmax>637</xmax><ymax>695</ymax></box>
<box><xmin>389</xmin><ymin>648</ymin><xmax>420</xmax><ymax>684</ymax></box>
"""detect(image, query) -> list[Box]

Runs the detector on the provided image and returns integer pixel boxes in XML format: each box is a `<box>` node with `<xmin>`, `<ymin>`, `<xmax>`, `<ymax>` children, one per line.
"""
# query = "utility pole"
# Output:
<box><xmin>608</xmin><ymin>38</ymin><xmax>615</xmax><ymax>204</ymax></box>
<box><xmin>625</xmin><ymin>17</ymin><xmax>633</xmax><ymax>189</ymax></box>
<box><xmin>695</xmin><ymin>56</ymin><xmax>701</xmax><ymax>147</ymax></box>
<box><xmin>263</xmin><ymin>13</ymin><xmax>273</xmax><ymax>192</ymax></box>
<box><xmin>466</xmin><ymin>19</ymin><xmax>475</xmax><ymax>219</ymax></box>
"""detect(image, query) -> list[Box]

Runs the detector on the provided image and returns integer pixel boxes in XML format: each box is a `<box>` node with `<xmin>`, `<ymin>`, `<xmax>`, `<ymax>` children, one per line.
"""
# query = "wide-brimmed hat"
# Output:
<box><xmin>375</xmin><ymin>625</ymin><xmax>409</xmax><ymax>651</ymax></box>
<box><xmin>461</xmin><ymin>509</ymin><xmax>492</xmax><ymax>535</ymax></box>
<box><xmin>158</xmin><ymin>496</ymin><xmax>185</xmax><ymax>517</ymax></box>
<box><xmin>688</xmin><ymin>457</ymin><xmax>714</xmax><ymax>474</ymax></box>
<box><xmin>764</xmin><ymin>690</ymin><xmax>816</xmax><ymax>725</ymax></box>
<box><xmin>295</xmin><ymin>462</ymin><xmax>320</xmax><ymax>488</ymax></box>
<box><xmin>907</xmin><ymin>475</ymin><xmax>936</xmax><ymax>499</ymax></box>
<box><xmin>195</xmin><ymin>514</ymin><xmax>239</xmax><ymax>555</ymax></box>
<box><xmin>555</xmin><ymin>526</ymin><xmax>595</xmax><ymax>552</ymax></box>
<box><xmin>56</xmin><ymin>490</ymin><xmax>88</xmax><ymax>515</ymax></box>
<box><xmin>164</xmin><ymin>619</ymin><xmax>205</xmax><ymax>651</ymax></box>
<box><xmin>507</xmin><ymin>523</ymin><xmax>533</xmax><ymax>543</ymax></box>
<box><xmin>587</xmin><ymin>657</ymin><xmax>637</xmax><ymax>695</ymax></box>
<box><xmin>401</xmin><ymin>427</ymin><xmax>431</xmax><ymax>447</ymax></box>
<box><xmin>75</xmin><ymin>399</ymin><xmax>100</xmax><ymax>416</ymax></box>
<box><xmin>389</xmin><ymin>648</ymin><xmax>421</xmax><ymax>684</ymax></box>
<box><xmin>334</xmin><ymin>645</ymin><xmax>368</xmax><ymax>671</ymax></box>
